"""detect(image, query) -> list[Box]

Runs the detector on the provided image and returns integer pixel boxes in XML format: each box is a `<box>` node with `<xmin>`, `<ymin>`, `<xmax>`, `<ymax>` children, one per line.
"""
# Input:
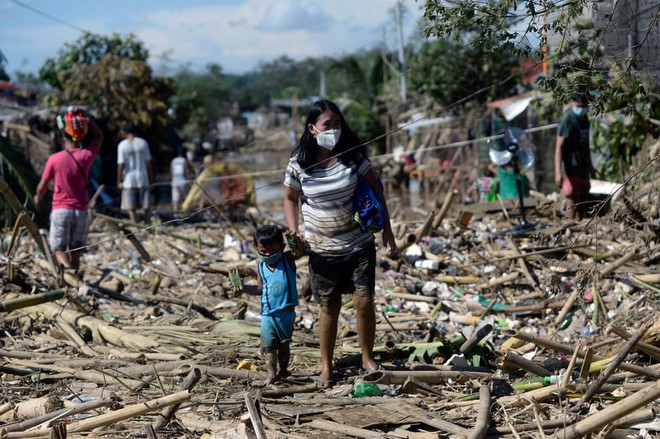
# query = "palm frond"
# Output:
<box><xmin>0</xmin><ymin>135</ymin><xmax>42</xmax><ymax>226</ymax></box>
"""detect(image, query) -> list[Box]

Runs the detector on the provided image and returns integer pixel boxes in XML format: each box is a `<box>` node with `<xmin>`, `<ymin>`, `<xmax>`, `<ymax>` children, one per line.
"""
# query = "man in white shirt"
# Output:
<box><xmin>117</xmin><ymin>122</ymin><xmax>154</xmax><ymax>223</ymax></box>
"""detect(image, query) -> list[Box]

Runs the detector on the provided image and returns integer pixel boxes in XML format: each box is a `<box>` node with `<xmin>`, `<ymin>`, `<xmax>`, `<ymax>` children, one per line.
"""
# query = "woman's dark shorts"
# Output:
<box><xmin>308</xmin><ymin>244</ymin><xmax>376</xmax><ymax>305</ymax></box>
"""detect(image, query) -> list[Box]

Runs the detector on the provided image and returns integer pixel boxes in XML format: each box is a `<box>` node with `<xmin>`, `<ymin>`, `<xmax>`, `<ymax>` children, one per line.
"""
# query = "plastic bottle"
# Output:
<box><xmin>353</xmin><ymin>382</ymin><xmax>383</xmax><ymax>397</ymax></box>
<box><xmin>544</xmin><ymin>374</ymin><xmax>564</xmax><ymax>385</ymax></box>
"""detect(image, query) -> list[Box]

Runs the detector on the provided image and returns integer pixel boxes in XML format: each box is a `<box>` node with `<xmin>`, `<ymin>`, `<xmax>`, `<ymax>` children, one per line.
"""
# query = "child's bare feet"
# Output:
<box><xmin>264</xmin><ymin>374</ymin><xmax>277</xmax><ymax>386</ymax></box>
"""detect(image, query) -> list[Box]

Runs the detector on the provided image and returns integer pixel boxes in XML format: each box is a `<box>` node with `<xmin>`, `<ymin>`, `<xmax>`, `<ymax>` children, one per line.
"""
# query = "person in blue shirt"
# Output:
<box><xmin>239</xmin><ymin>225</ymin><xmax>300</xmax><ymax>385</ymax></box>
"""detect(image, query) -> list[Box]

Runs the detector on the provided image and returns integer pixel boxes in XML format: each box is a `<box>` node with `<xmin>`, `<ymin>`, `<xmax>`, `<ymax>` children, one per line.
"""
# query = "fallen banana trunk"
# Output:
<box><xmin>25</xmin><ymin>301</ymin><xmax>158</xmax><ymax>351</ymax></box>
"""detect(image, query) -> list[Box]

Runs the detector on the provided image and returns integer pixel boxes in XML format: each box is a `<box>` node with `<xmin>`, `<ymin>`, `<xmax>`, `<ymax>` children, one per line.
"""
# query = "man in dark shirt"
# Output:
<box><xmin>554</xmin><ymin>92</ymin><xmax>597</xmax><ymax>220</ymax></box>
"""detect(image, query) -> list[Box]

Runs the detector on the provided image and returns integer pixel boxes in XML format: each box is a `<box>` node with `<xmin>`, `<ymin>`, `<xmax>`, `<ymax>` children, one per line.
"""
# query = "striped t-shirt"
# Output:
<box><xmin>284</xmin><ymin>156</ymin><xmax>374</xmax><ymax>256</ymax></box>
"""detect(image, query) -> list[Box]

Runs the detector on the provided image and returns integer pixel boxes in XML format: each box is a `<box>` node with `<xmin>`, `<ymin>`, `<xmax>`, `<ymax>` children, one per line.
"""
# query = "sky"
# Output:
<box><xmin>0</xmin><ymin>0</ymin><xmax>425</xmax><ymax>78</ymax></box>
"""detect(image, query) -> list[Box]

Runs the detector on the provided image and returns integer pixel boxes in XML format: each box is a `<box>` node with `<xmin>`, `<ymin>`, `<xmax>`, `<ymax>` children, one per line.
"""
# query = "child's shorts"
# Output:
<box><xmin>261</xmin><ymin>309</ymin><xmax>295</xmax><ymax>353</ymax></box>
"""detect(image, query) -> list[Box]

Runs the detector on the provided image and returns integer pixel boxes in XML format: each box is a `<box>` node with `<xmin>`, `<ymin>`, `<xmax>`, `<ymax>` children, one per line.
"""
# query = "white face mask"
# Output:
<box><xmin>314</xmin><ymin>126</ymin><xmax>341</xmax><ymax>150</ymax></box>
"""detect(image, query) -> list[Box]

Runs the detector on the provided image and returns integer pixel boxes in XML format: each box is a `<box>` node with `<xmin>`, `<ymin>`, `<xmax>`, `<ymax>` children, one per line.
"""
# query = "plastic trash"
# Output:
<box><xmin>414</xmin><ymin>259</ymin><xmax>439</xmax><ymax>270</ymax></box>
<box><xmin>353</xmin><ymin>382</ymin><xmax>383</xmax><ymax>397</ymax></box>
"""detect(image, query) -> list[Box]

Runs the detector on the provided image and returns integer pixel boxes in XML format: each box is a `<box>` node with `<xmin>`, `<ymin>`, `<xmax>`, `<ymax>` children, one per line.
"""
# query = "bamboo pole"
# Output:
<box><xmin>599</xmin><ymin>245</ymin><xmax>640</xmax><ymax>276</ymax></box>
<box><xmin>0</xmin><ymin>176</ymin><xmax>46</xmax><ymax>254</ymax></box>
<box><xmin>432</xmin><ymin>169</ymin><xmax>459</xmax><ymax>229</ymax></box>
<box><xmin>0</xmin><ymin>397</ymin><xmax>112</xmax><ymax>434</ymax></box>
<box><xmin>153</xmin><ymin>367</ymin><xmax>202</xmax><ymax>429</ymax></box>
<box><xmin>459</xmin><ymin>322</ymin><xmax>493</xmax><ymax>354</ymax></box>
<box><xmin>363</xmin><ymin>369</ymin><xmax>492</xmax><ymax>385</ymax></box>
<box><xmin>468</xmin><ymin>385</ymin><xmax>491</xmax><ymax>439</ymax></box>
<box><xmin>497</xmin><ymin>351</ymin><xmax>553</xmax><ymax>377</ymax></box>
<box><xmin>611</xmin><ymin>325</ymin><xmax>660</xmax><ymax>361</ymax></box>
<box><xmin>554</xmin><ymin>286</ymin><xmax>580</xmax><ymax>326</ymax></box>
<box><xmin>511</xmin><ymin>331</ymin><xmax>659</xmax><ymax>379</ymax></box>
<box><xmin>562</xmin><ymin>381</ymin><xmax>660</xmax><ymax>439</ymax></box>
<box><xmin>575</xmin><ymin>322</ymin><xmax>649</xmax><ymax>408</ymax></box>
<box><xmin>0</xmin><ymin>290</ymin><xmax>65</xmax><ymax>313</ymax></box>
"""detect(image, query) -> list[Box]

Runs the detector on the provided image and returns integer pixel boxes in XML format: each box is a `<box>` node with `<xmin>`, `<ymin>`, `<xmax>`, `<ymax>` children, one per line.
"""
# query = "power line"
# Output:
<box><xmin>7</xmin><ymin>0</ymin><xmax>210</xmax><ymax>70</ymax></box>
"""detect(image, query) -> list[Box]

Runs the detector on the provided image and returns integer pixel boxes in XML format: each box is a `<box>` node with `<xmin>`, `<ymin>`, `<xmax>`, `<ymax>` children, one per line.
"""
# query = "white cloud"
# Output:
<box><xmin>1</xmin><ymin>0</ymin><xmax>423</xmax><ymax>75</ymax></box>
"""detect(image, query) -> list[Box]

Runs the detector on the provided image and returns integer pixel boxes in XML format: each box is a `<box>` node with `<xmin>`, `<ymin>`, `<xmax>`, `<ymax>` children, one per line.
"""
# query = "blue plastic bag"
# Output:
<box><xmin>353</xmin><ymin>174</ymin><xmax>386</xmax><ymax>234</ymax></box>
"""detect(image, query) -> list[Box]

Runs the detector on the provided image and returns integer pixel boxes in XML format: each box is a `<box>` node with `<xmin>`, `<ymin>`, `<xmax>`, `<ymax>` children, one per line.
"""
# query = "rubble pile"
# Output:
<box><xmin>0</xmin><ymin>145</ymin><xmax>658</xmax><ymax>438</ymax></box>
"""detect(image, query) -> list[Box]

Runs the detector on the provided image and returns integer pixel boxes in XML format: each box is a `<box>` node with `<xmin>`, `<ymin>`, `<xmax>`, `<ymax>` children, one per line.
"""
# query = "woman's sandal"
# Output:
<box><xmin>313</xmin><ymin>376</ymin><xmax>335</xmax><ymax>389</ymax></box>
<box><xmin>361</xmin><ymin>363</ymin><xmax>383</xmax><ymax>374</ymax></box>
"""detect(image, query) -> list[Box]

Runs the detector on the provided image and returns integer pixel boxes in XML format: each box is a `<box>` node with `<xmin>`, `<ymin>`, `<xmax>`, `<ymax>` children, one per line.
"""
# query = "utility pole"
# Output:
<box><xmin>319</xmin><ymin>70</ymin><xmax>327</xmax><ymax>98</ymax></box>
<box><xmin>395</xmin><ymin>1</ymin><xmax>407</xmax><ymax>105</ymax></box>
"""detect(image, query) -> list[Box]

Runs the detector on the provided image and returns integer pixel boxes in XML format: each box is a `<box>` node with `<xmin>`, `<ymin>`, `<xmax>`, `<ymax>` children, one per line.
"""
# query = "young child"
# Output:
<box><xmin>236</xmin><ymin>225</ymin><xmax>300</xmax><ymax>385</ymax></box>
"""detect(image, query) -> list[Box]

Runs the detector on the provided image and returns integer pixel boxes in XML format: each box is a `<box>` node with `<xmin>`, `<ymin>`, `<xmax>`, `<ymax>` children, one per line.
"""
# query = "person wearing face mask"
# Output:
<box><xmin>284</xmin><ymin>99</ymin><xmax>396</xmax><ymax>388</ymax></box>
<box><xmin>234</xmin><ymin>225</ymin><xmax>300</xmax><ymax>386</ymax></box>
<box><xmin>555</xmin><ymin>92</ymin><xmax>597</xmax><ymax>220</ymax></box>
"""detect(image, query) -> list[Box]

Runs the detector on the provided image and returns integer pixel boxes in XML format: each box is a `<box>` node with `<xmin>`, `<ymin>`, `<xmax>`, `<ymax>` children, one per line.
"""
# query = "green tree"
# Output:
<box><xmin>409</xmin><ymin>38</ymin><xmax>520</xmax><ymax>109</ymax></box>
<box><xmin>421</xmin><ymin>0</ymin><xmax>660</xmax><ymax>181</ymax></box>
<box><xmin>39</xmin><ymin>32</ymin><xmax>174</xmax><ymax>175</ymax></box>
<box><xmin>172</xmin><ymin>63</ymin><xmax>231</xmax><ymax>141</ymax></box>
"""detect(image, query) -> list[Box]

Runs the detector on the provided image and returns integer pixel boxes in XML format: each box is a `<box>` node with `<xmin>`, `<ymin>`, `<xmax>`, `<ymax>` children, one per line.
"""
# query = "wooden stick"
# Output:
<box><xmin>497</xmin><ymin>351</ymin><xmax>553</xmax><ymax>377</ymax></box>
<box><xmin>554</xmin><ymin>286</ymin><xmax>580</xmax><ymax>326</ymax></box>
<box><xmin>0</xmin><ymin>176</ymin><xmax>46</xmax><ymax>254</ymax></box>
<box><xmin>506</xmin><ymin>236</ymin><xmax>538</xmax><ymax>288</ymax></box>
<box><xmin>6</xmin><ymin>211</ymin><xmax>25</xmax><ymax>257</ymax></box>
<box><xmin>194</xmin><ymin>181</ymin><xmax>246</xmax><ymax>241</ymax></box>
<box><xmin>611</xmin><ymin>324</ymin><xmax>660</xmax><ymax>361</ymax></box>
<box><xmin>599</xmin><ymin>245</ymin><xmax>640</xmax><ymax>276</ymax></box>
<box><xmin>432</xmin><ymin>169</ymin><xmax>459</xmax><ymax>229</ymax></box>
<box><xmin>512</xmin><ymin>331</ymin><xmax>659</xmax><ymax>379</ymax></box>
<box><xmin>460</xmin><ymin>322</ymin><xmax>493</xmax><ymax>354</ymax></box>
<box><xmin>153</xmin><ymin>367</ymin><xmax>202</xmax><ymax>429</ymax></box>
<box><xmin>119</xmin><ymin>226</ymin><xmax>152</xmax><ymax>262</ymax></box>
<box><xmin>413</xmin><ymin>210</ymin><xmax>436</xmax><ymax>242</ymax></box>
<box><xmin>244</xmin><ymin>392</ymin><xmax>267</xmax><ymax>439</ymax></box>
<box><xmin>0</xmin><ymin>290</ymin><xmax>65</xmax><ymax>313</ymax></box>
<box><xmin>575</xmin><ymin>322</ymin><xmax>649</xmax><ymax>408</ymax></box>
<box><xmin>306</xmin><ymin>419</ymin><xmax>381</xmax><ymax>438</ymax></box>
<box><xmin>562</xmin><ymin>381</ymin><xmax>660</xmax><ymax>439</ymax></box>
<box><xmin>464</xmin><ymin>245</ymin><xmax>587</xmax><ymax>267</ymax></box>
<box><xmin>1</xmin><ymin>397</ymin><xmax>112</xmax><ymax>434</ymax></box>
<box><xmin>469</xmin><ymin>385</ymin><xmax>491</xmax><ymax>439</ymax></box>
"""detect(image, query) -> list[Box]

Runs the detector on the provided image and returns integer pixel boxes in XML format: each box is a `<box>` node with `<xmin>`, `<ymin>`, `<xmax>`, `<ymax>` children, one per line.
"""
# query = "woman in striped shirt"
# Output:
<box><xmin>284</xmin><ymin>99</ymin><xmax>396</xmax><ymax>386</ymax></box>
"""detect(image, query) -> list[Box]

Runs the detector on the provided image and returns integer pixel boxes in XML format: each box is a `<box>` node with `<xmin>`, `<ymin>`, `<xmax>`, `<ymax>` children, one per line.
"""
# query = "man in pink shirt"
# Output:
<box><xmin>34</xmin><ymin>108</ymin><xmax>103</xmax><ymax>271</ymax></box>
